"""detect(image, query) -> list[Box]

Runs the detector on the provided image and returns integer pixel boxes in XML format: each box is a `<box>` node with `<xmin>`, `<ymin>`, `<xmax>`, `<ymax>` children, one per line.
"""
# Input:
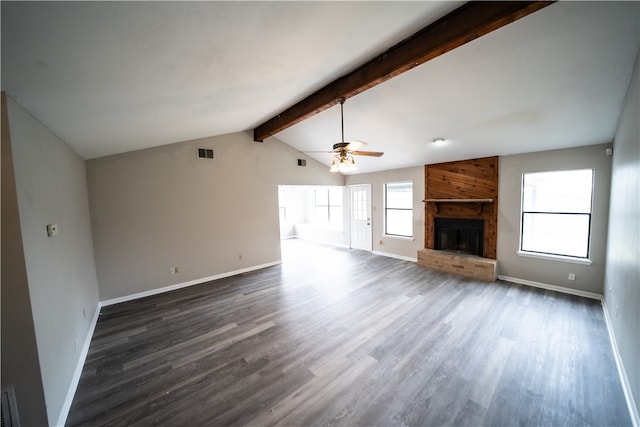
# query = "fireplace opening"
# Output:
<box><xmin>435</xmin><ymin>218</ymin><xmax>484</xmax><ymax>256</ymax></box>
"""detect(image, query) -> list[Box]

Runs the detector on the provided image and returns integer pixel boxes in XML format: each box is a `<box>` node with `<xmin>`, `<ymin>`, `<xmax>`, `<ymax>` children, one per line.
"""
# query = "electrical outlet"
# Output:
<box><xmin>568</xmin><ymin>273</ymin><xmax>575</xmax><ymax>281</ymax></box>
<box><xmin>170</xmin><ymin>267</ymin><xmax>179</xmax><ymax>274</ymax></box>
<box><xmin>46</xmin><ymin>223</ymin><xmax>58</xmax><ymax>237</ymax></box>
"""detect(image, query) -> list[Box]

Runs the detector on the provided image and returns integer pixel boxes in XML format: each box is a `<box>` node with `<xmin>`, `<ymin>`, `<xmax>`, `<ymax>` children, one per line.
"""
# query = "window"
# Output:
<box><xmin>351</xmin><ymin>188</ymin><xmax>367</xmax><ymax>221</ymax></box>
<box><xmin>385</xmin><ymin>182</ymin><xmax>413</xmax><ymax>237</ymax></box>
<box><xmin>314</xmin><ymin>187</ymin><xmax>343</xmax><ymax>228</ymax></box>
<box><xmin>521</xmin><ymin>169</ymin><xmax>593</xmax><ymax>258</ymax></box>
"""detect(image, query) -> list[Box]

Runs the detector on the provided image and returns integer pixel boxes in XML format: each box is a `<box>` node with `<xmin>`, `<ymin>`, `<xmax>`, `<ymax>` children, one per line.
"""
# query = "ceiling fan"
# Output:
<box><xmin>308</xmin><ymin>97</ymin><xmax>383</xmax><ymax>173</ymax></box>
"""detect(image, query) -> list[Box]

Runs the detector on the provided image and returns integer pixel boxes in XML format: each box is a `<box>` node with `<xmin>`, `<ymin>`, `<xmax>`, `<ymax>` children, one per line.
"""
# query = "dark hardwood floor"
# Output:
<box><xmin>67</xmin><ymin>239</ymin><xmax>631</xmax><ymax>426</ymax></box>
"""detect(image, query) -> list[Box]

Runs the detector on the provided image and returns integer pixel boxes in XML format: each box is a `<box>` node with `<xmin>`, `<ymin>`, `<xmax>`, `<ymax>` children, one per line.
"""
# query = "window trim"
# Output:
<box><xmin>384</xmin><ymin>181</ymin><xmax>413</xmax><ymax>238</ymax></box>
<box><xmin>314</xmin><ymin>187</ymin><xmax>343</xmax><ymax>228</ymax></box>
<box><xmin>517</xmin><ymin>250</ymin><xmax>593</xmax><ymax>265</ymax></box>
<box><xmin>383</xmin><ymin>234</ymin><xmax>415</xmax><ymax>242</ymax></box>
<box><xmin>519</xmin><ymin>169</ymin><xmax>594</xmax><ymax>261</ymax></box>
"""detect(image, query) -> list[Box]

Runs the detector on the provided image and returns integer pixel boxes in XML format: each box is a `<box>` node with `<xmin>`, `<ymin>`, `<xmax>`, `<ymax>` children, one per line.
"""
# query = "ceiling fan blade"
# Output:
<box><xmin>344</xmin><ymin>140</ymin><xmax>366</xmax><ymax>151</ymax></box>
<box><xmin>351</xmin><ymin>151</ymin><xmax>384</xmax><ymax>157</ymax></box>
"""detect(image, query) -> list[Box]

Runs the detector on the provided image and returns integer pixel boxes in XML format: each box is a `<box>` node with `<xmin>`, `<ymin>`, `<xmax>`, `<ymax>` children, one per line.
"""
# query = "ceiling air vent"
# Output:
<box><xmin>197</xmin><ymin>148</ymin><xmax>214</xmax><ymax>159</ymax></box>
<box><xmin>297</xmin><ymin>159</ymin><xmax>307</xmax><ymax>167</ymax></box>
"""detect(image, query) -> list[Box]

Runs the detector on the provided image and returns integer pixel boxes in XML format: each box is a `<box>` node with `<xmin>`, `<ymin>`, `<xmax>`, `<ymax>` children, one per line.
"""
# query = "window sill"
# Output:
<box><xmin>517</xmin><ymin>251</ymin><xmax>593</xmax><ymax>265</ymax></box>
<box><xmin>383</xmin><ymin>235</ymin><xmax>415</xmax><ymax>242</ymax></box>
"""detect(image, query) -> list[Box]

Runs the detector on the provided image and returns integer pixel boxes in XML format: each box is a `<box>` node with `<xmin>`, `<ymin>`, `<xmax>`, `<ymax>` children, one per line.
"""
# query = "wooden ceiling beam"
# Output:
<box><xmin>253</xmin><ymin>1</ymin><xmax>553</xmax><ymax>142</ymax></box>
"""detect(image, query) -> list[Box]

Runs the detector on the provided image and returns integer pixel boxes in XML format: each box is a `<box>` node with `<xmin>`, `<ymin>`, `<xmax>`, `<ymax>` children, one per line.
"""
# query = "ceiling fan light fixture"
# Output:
<box><xmin>330</xmin><ymin>152</ymin><xmax>357</xmax><ymax>173</ymax></box>
<box><xmin>339</xmin><ymin>155</ymin><xmax>356</xmax><ymax>173</ymax></box>
<box><xmin>330</xmin><ymin>156</ymin><xmax>339</xmax><ymax>173</ymax></box>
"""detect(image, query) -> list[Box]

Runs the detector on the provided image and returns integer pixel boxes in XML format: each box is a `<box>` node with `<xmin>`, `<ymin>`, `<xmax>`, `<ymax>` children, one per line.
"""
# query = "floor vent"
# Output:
<box><xmin>197</xmin><ymin>148</ymin><xmax>214</xmax><ymax>159</ymax></box>
<box><xmin>1</xmin><ymin>387</ymin><xmax>20</xmax><ymax>427</ymax></box>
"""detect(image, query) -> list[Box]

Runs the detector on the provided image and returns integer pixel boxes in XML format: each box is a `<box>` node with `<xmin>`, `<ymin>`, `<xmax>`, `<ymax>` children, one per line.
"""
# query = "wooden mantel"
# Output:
<box><xmin>423</xmin><ymin>198</ymin><xmax>494</xmax><ymax>214</ymax></box>
<box><xmin>423</xmin><ymin>199</ymin><xmax>493</xmax><ymax>203</ymax></box>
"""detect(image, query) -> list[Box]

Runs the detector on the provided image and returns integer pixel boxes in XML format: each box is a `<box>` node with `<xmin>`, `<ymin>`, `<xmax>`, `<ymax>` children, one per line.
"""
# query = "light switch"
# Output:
<box><xmin>46</xmin><ymin>224</ymin><xmax>58</xmax><ymax>237</ymax></box>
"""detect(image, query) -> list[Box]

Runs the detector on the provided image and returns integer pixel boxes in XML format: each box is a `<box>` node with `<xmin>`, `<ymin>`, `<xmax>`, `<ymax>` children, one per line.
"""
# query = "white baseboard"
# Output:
<box><xmin>56</xmin><ymin>303</ymin><xmax>101</xmax><ymax>427</ymax></box>
<box><xmin>602</xmin><ymin>302</ymin><xmax>640</xmax><ymax>427</ymax></box>
<box><xmin>497</xmin><ymin>275</ymin><xmax>603</xmax><ymax>301</ymax></box>
<box><xmin>372</xmin><ymin>250</ymin><xmax>417</xmax><ymax>263</ymax></box>
<box><xmin>101</xmin><ymin>261</ymin><xmax>282</xmax><ymax>307</ymax></box>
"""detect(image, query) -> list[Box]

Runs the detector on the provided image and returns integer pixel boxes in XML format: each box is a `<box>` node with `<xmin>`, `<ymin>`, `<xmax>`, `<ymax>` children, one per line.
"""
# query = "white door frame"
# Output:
<box><xmin>348</xmin><ymin>184</ymin><xmax>372</xmax><ymax>251</ymax></box>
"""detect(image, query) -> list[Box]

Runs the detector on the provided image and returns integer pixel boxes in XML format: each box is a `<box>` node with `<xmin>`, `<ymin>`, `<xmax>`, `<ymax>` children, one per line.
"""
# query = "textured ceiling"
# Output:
<box><xmin>2</xmin><ymin>1</ymin><xmax>639</xmax><ymax>174</ymax></box>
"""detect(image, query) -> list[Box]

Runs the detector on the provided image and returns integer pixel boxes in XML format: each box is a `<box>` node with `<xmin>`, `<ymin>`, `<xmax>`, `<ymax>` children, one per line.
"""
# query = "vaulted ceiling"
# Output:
<box><xmin>2</xmin><ymin>1</ymin><xmax>639</xmax><ymax>174</ymax></box>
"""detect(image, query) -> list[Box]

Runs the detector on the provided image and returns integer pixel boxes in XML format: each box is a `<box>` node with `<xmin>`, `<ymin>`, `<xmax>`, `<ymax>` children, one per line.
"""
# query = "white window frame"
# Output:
<box><xmin>384</xmin><ymin>181</ymin><xmax>413</xmax><ymax>239</ymax></box>
<box><xmin>518</xmin><ymin>169</ymin><xmax>594</xmax><ymax>265</ymax></box>
<box><xmin>313</xmin><ymin>187</ymin><xmax>343</xmax><ymax>229</ymax></box>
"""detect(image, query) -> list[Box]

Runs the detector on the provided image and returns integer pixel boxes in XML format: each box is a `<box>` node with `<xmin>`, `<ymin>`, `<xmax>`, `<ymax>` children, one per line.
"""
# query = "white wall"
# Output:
<box><xmin>604</xmin><ymin>51</ymin><xmax>639</xmax><ymax>421</ymax></box>
<box><xmin>6</xmin><ymin>96</ymin><xmax>100</xmax><ymax>426</ymax></box>
<box><xmin>87</xmin><ymin>131</ymin><xmax>342</xmax><ymax>301</ymax></box>
<box><xmin>497</xmin><ymin>144</ymin><xmax>612</xmax><ymax>295</ymax></box>
<box><xmin>1</xmin><ymin>94</ymin><xmax>49</xmax><ymax>426</ymax></box>
<box><xmin>345</xmin><ymin>166</ymin><xmax>424</xmax><ymax>261</ymax></box>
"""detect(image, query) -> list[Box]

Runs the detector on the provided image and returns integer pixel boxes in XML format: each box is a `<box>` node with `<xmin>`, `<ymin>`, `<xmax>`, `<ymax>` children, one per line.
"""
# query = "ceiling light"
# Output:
<box><xmin>330</xmin><ymin>151</ymin><xmax>357</xmax><ymax>173</ymax></box>
<box><xmin>330</xmin><ymin>156</ymin><xmax>339</xmax><ymax>173</ymax></box>
<box><xmin>433</xmin><ymin>138</ymin><xmax>447</xmax><ymax>146</ymax></box>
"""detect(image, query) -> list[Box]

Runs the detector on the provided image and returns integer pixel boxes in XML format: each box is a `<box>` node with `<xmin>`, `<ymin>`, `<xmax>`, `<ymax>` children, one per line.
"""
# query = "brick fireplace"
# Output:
<box><xmin>418</xmin><ymin>156</ymin><xmax>498</xmax><ymax>281</ymax></box>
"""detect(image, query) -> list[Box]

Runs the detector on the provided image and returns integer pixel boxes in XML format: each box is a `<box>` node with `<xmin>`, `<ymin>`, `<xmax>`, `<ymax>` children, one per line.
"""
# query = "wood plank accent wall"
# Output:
<box><xmin>424</xmin><ymin>156</ymin><xmax>499</xmax><ymax>259</ymax></box>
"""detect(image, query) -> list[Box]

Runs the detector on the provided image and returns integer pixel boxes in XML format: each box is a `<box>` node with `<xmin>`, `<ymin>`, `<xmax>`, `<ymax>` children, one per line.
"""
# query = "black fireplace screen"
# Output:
<box><xmin>435</xmin><ymin>218</ymin><xmax>484</xmax><ymax>256</ymax></box>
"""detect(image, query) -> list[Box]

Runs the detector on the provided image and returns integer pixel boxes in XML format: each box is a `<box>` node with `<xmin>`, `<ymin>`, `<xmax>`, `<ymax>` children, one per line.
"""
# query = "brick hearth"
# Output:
<box><xmin>418</xmin><ymin>248</ymin><xmax>497</xmax><ymax>282</ymax></box>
